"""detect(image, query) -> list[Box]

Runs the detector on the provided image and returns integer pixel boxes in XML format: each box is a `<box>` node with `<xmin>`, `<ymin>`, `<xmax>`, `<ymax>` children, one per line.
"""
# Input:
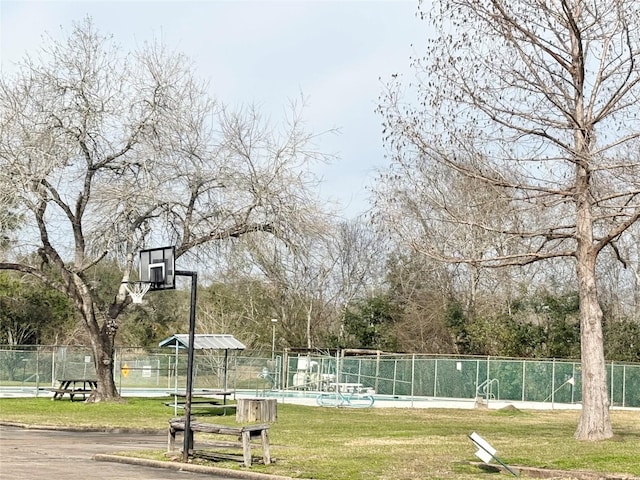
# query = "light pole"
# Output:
<box><xmin>271</xmin><ymin>318</ymin><xmax>278</xmax><ymax>360</ymax></box>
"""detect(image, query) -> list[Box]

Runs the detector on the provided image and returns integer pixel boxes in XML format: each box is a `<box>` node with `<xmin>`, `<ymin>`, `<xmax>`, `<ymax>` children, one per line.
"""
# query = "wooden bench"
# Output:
<box><xmin>168</xmin><ymin>419</ymin><xmax>270</xmax><ymax>467</ymax></box>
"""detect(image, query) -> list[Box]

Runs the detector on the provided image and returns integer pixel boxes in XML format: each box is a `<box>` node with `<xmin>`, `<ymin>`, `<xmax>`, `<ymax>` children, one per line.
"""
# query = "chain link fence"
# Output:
<box><xmin>1</xmin><ymin>346</ymin><xmax>639</xmax><ymax>407</ymax></box>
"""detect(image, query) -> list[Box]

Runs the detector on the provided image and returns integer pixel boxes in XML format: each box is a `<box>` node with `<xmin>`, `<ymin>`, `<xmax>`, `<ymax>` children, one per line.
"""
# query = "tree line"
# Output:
<box><xmin>2</xmin><ymin>251</ymin><xmax>639</xmax><ymax>364</ymax></box>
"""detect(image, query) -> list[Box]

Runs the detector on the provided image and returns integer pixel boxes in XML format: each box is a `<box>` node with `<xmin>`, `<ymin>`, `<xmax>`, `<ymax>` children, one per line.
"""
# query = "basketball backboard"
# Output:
<box><xmin>139</xmin><ymin>246</ymin><xmax>176</xmax><ymax>290</ymax></box>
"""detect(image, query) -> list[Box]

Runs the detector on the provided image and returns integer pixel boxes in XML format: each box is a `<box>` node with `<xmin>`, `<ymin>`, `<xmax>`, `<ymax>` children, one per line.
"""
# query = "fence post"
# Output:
<box><xmin>521</xmin><ymin>359</ymin><xmax>526</xmax><ymax>402</ymax></box>
<box><xmin>610</xmin><ymin>361</ymin><xmax>614</xmax><ymax>406</ymax></box>
<box><xmin>571</xmin><ymin>362</ymin><xmax>576</xmax><ymax>404</ymax></box>
<box><xmin>117</xmin><ymin>348</ymin><xmax>122</xmax><ymax>393</ymax></box>
<box><xmin>35</xmin><ymin>349</ymin><xmax>40</xmax><ymax>397</ymax></box>
<box><xmin>475</xmin><ymin>359</ymin><xmax>480</xmax><ymax>399</ymax></box>
<box><xmin>50</xmin><ymin>348</ymin><xmax>56</xmax><ymax>387</ymax></box>
<box><xmin>551</xmin><ymin>358</ymin><xmax>556</xmax><ymax>406</ymax></box>
<box><xmin>281</xmin><ymin>349</ymin><xmax>288</xmax><ymax>390</ymax></box>
<box><xmin>486</xmin><ymin>357</ymin><xmax>491</xmax><ymax>401</ymax></box>
<box><xmin>374</xmin><ymin>352</ymin><xmax>380</xmax><ymax>393</ymax></box>
<box><xmin>410</xmin><ymin>354</ymin><xmax>415</xmax><ymax>406</ymax></box>
<box><xmin>392</xmin><ymin>359</ymin><xmax>398</xmax><ymax>396</ymax></box>
<box><xmin>622</xmin><ymin>364</ymin><xmax>626</xmax><ymax>408</ymax></box>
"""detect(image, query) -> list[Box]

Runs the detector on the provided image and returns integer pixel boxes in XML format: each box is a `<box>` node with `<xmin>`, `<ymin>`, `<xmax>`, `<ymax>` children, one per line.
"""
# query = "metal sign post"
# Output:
<box><xmin>469</xmin><ymin>432</ymin><xmax>519</xmax><ymax>477</ymax></box>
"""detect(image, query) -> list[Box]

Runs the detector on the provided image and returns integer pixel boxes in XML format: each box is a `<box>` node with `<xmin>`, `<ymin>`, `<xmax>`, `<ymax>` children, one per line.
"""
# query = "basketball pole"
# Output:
<box><xmin>176</xmin><ymin>270</ymin><xmax>198</xmax><ymax>462</ymax></box>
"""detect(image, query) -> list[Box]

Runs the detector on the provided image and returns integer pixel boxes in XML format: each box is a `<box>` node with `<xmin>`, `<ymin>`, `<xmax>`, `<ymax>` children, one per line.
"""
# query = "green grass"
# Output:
<box><xmin>1</xmin><ymin>397</ymin><xmax>639</xmax><ymax>479</ymax></box>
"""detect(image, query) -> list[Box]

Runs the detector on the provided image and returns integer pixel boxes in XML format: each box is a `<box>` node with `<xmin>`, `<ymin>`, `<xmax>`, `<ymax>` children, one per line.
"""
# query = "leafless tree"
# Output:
<box><xmin>243</xmin><ymin>229</ymin><xmax>336</xmax><ymax>349</ymax></box>
<box><xmin>0</xmin><ymin>19</ymin><xmax>329</xmax><ymax>400</ymax></box>
<box><xmin>376</xmin><ymin>0</ymin><xmax>640</xmax><ymax>440</ymax></box>
<box><xmin>237</xmin><ymin>217</ymin><xmax>385</xmax><ymax>349</ymax></box>
<box><xmin>312</xmin><ymin>219</ymin><xmax>387</xmax><ymax>344</ymax></box>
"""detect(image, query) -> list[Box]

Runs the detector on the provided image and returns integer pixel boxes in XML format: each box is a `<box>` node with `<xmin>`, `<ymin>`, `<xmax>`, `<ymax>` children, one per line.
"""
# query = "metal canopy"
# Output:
<box><xmin>159</xmin><ymin>334</ymin><xmax>246</xmax><ymax>351</ymax></box>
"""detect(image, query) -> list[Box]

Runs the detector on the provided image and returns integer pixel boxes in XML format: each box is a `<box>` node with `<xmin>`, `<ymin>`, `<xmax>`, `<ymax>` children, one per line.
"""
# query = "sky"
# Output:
<box><xmin>0</xmin><ymin>0</ymin><xmax>427</xmax><ymax>218</ymax></box>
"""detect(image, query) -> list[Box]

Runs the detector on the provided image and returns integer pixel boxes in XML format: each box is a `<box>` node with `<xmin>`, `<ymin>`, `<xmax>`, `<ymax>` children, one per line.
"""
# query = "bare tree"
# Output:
<box><xmin>244</xmin><ymin>230</ymin><xmax>335</xmax><ymax>349</ymax></box>
<box><xmin>329</xmin><ymin>220</ymin><xmax>388</xmax><ymax>343</ymax></box>
<box><xmin>0</xmin><ymin>19</ymin><xmax>329</xmax><ymax>400</ymax></box>
<box><xmin>376</xmin><ymin>0</ymin><xmax>640</xmax><ymax>440</ymax></box>
<box><xmin>238</xmin><ymin>216</ymin><xmax>388</xmax><ymax>350</ymax></box>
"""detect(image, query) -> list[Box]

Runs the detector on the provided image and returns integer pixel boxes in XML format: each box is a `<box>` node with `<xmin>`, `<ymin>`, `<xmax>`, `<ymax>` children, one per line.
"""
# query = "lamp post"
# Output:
<box><xmin>271</xmin><ymin>318</ymin><xmax>278</xmax><ymax>360</ymax></box>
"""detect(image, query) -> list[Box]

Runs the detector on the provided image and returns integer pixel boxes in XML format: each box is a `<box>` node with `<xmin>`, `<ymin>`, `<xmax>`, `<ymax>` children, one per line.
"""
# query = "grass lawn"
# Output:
<box><xmin>1</xmin><ymin>397</ymin><xmax>639</xmax><ymax>480</ymax></box>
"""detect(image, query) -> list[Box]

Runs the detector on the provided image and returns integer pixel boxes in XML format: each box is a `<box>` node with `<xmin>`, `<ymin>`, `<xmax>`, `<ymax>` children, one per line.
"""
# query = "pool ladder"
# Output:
<box><xmin>476</xmin><ymin>378</ymin><xmax>499</xmax><ymax>400</ymax></box>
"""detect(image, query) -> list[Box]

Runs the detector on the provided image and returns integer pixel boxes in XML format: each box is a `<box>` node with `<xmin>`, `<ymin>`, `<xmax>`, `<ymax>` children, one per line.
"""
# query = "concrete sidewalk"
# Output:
<box><xmin>0</xmin><ymin>425</ymin><xmax>288</xmax><ymax>480</ymax></box>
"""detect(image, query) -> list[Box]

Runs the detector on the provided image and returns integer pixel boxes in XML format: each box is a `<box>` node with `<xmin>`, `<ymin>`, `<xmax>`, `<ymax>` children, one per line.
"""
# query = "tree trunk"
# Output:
<box><xmin>89</xmin><ymin>332</ymin><xmax>120</xmax><ymax>401</ymax></box>
<box><xmin>86</xmin><ymin>309</ymin><xmax>120</xmax><ymax>402</ymax></box>
<box><xmin>572</xmin><ymin>43</ymin><xmax>613</xmax><ymax>438</ymax></box>
<box><xmin>574</xmin><ymin>247</ymin><xmax>612</xmax><ymax>440</ymax></box>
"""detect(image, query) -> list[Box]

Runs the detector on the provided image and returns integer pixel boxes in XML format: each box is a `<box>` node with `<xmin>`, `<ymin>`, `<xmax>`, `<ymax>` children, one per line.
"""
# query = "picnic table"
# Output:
<box><xmin>48</xmin><ymin>379</ymin><xmax>97</xmax><ymax>401</ymax></box>
<box><xmin>165</xmin><ymin>390</ymin><xmax>235</xmax><ymax>414</ymax></box>
<box><xmin>329</xmin><ymin>382</ymin><xmax>367</xmax><ymax>393</ymax></box>
<box><xmin>167</xmin><ymin>390</ymin><xmax>233</xmax><ymax>404</ymax></box>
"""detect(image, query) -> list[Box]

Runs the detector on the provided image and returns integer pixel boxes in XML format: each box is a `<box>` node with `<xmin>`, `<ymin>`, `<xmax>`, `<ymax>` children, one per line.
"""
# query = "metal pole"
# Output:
<box><xmin>571</xmin><ymin>362</ymin><xmax>576</xmax><ymax>404</ymax></box>
<box><xmin>177</xmin><ymin>270</ymin><xmax>198</xmax><ymax>463</ymax></box>
<box><xmin>551</xmin><ymin>358</ymin><xmax>556</xmax><ymax>407</ymax></box>
<box><xmin>475</xmin><ymin>359</ymin><xmax>479</xmax><ymax>400</ymax></box>
<box><xmin>375</xmin><ymin>351</ymin><xmax>380</xmax><ymax>393</ymax></box>
<box><xmin>610</xmin><ymin>361</ymin><xmax>614</xmax><ymax>406</ymax></box>
<box><xmin>410</xmin><ymin>354</ymin><xmax>415</xmax><ymax>408</ymax></box>
<box><xmin>622</xmin><ymin>364</ymin><xmax>626</xmax><ymax>408</ymax></box>
<box><xmin>35</xmin><ymin>350</ymin><xmax>40</xmax><ymax>398</ymax></box>
<box><xmin>51</xmin><ymin>348</ymin><xmax>56</xmax><ymax>388</ymax></box>
<box><xmin>271</xmin><ymin>318</ymin><xmax>277</xmax><ymax>360</ymax></box>
<box><xmin>223</xmin><ymin>349</ymin><xmax>228</xmax><ymax>392</ymax></box>
<box><xmin>521</xmin><ymin>360</ymin><xmax>526</xmax><ymax>402</ymax></box>
<box><xmin>392</xmin><ymin>359</ymin><xmax>398</xmax><ymax>396</ymax></box>
<box><xmin>433</xmin><ymin>358</ymin><xmax>438</xmax><ymax>397</ymax></box>
<box><xmin>174</xmin><ymin>344</ymin><xmax>179</xmax><ymax>417</ymax></box>
<box><xmin>486</xmin><ymin>357</ymin><xmax>490</xmax><ymax>406</ymax></box>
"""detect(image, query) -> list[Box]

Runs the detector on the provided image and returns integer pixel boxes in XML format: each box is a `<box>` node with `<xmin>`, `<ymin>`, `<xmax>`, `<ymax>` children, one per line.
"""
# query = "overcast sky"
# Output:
<box><xmin>0</xmin><ymin>0</ymin><xmax>427</xmax><ymax>218</ymax></box>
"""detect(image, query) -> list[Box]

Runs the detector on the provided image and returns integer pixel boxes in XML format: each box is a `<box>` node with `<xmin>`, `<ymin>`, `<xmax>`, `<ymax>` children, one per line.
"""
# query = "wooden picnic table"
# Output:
<box><xmin>48</xmin><ymin>379</ymin><xmax>97</xmax><ymax>401</ymax></box>
<box><xmin>167</xmin><ymin>390</ymin><xmax>234</xmax><ymax>405</ymax></box>
<box><xmin>165</xmin><ymin>390</ymin><xmax>236</xmax><ymax>415</ymax></box>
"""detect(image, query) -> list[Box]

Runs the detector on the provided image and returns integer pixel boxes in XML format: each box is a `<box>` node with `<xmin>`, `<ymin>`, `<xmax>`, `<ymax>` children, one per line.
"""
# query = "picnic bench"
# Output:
<box><xmin>329</xmin><ymin>382</ymin><xmax>368</xmax><ymax>393</ymax></box>
<box><xmin>48</xmin><ymin>379</ymin><xmax>97</xmax><ymax>401</ymax></box>
<box><xmin>168</xmin><ymin>418</ymin><xmax>271</xmax><ymax>467</ymax></box>
<box><xmin>164</xmin><ymin>390</ymin><xmax>236</xmax><ymax>414</ymax></box>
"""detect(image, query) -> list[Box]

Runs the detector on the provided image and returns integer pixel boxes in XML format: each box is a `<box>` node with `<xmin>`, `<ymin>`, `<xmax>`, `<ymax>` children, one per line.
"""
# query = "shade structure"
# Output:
<box><xmin>159</xmin><ymin>334</ymin><xmax>246</xmax><ymax>351</ymax></box>
<box><xmin>159</xmin><ymin>334</ymin><xmax>246</xmax><ymax>410</ymax></box>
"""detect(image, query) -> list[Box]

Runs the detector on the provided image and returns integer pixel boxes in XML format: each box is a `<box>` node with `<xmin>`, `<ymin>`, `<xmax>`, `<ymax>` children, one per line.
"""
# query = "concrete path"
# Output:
<box><xmin>0</xmin><ymin>425</ymin><xmax>228</xmax><ymax>479</ymax></box>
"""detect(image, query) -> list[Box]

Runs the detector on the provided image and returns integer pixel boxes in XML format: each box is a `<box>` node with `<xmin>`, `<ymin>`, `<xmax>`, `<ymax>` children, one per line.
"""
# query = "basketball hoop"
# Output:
<box><xmin>124</xmin><ymin>281</ymin><xmax>151</xmax><ymax>304</ymax></box>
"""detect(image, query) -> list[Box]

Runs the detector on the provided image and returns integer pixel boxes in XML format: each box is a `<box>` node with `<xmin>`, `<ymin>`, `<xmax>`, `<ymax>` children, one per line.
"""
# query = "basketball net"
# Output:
<box><xmin>124</xmin><ymin>282</ymin><xmax>151</xmax><ymax>304</ymax></box>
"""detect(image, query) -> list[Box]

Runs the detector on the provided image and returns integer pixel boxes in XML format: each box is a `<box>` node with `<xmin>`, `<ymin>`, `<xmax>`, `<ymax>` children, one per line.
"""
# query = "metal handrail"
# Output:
<box><xmin>476</xmin><ymin>378</ymin><xmax>499</xmax><ymax>400</ymax></box>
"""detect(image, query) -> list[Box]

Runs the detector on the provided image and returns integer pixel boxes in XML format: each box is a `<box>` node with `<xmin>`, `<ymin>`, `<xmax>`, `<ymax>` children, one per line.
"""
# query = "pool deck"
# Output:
<box><xmin>256</xmin><ymin>391</ymin><xmax>587</xmax><ymax>410</ymax></box>
<box><xmin>0</xmin><ymin>385</ymin><xmax>614</xmax><ymax>410</ymax></box>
